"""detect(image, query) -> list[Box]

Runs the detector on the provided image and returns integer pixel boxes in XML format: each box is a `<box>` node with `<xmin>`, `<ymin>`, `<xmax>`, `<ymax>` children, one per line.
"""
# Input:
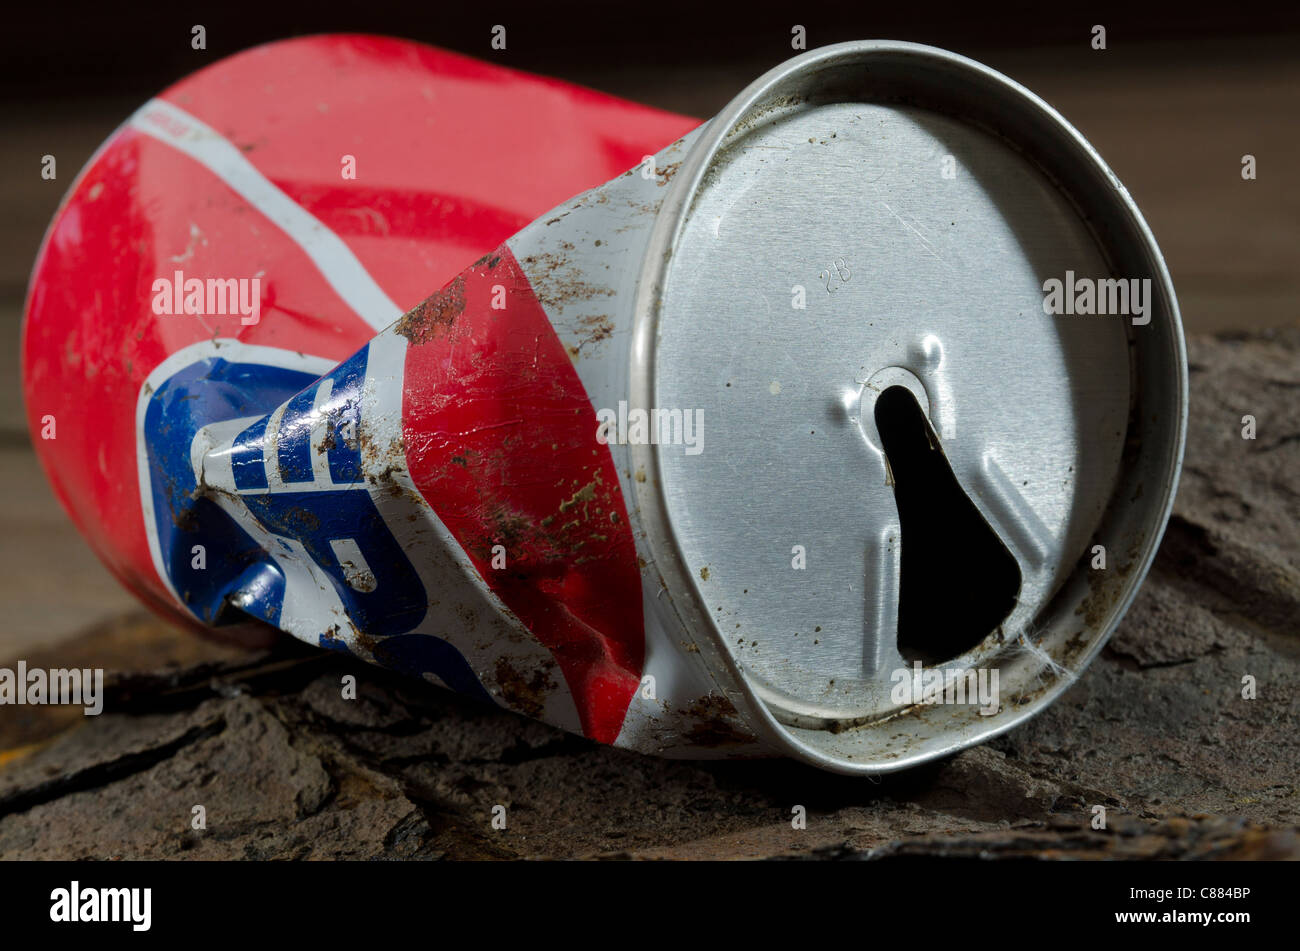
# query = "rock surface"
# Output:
<box><xmin>0</xmin><ymin>330</ymin><xmax>1296</xmax><ymax>860</ymax></box>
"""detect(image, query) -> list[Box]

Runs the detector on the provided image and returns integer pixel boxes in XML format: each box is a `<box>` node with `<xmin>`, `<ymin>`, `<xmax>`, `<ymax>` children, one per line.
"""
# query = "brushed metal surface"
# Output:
<box><xmin>629</xmin><ymin>41</ymin><xmax>1187</xmax><ymax>772</ymax></box>
<box><xmin>655</xmin><ymin>101</ymin><xmax>1128</xmax><ymax>719</ymax></box>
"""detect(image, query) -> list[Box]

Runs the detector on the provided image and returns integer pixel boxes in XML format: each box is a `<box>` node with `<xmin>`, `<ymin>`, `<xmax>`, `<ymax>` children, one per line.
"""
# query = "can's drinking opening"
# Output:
<box><xmin>873</xmin><ymin>383</ymin><xmax>1023</xmax><ymax>666</ymax></box>
<box><xmin>631</xmin><ymin>41</ymin><xmax>1186</xmax><ymax>772</ymax></box>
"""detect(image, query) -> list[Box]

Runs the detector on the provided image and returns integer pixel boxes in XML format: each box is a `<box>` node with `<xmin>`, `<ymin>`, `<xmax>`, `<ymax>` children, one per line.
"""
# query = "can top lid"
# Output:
<box><xmin>630</xmin><ymin>42</ymin><xmax>1185</xmax><ymax>767</ymax></box>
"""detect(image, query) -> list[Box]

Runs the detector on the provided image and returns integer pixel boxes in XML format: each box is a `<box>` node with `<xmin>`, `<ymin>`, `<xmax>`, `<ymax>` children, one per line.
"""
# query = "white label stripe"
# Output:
<box><xmin>128</xmin><ymin>98</ymin><xmax>402</xmax><ymax>332</ymax></box>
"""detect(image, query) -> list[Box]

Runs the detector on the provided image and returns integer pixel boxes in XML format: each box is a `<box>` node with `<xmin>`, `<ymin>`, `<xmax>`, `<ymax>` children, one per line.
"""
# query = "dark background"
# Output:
<box><xmin>2</xmin><ymin>2</ymin><xmax>1298</xmax><ymax>100</ymax></box>
<box><xmin>1</xmin><ymin>0</ymin><xmax>1297</xmax><ymax>653</ymax></box>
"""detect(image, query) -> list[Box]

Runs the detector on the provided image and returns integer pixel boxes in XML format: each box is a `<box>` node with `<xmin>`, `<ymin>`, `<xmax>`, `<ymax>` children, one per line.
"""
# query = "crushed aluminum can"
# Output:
<box><xmin>23</xmin><ymin>37</ymin><xmax>1187</xmax><ymax>773</ymax></box>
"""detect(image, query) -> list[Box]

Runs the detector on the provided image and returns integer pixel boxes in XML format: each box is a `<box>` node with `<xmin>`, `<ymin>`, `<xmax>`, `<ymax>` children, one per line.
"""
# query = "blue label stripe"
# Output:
<box><xmin>231</xmin><ymin>415</ymin><xmax>271</xmax><ymax>491</ymax></box>
<box><xmin>326</xmin><ymin>349</ymin><xmax>367</xmax><ymax>485</ymax></box>
<box><xmin>142</xmin><ymin>346</ymin><xmax>487</xmax><ymax>703</ymax></box>
<box><xmin>373</xmin><ymin>634</ymin><xmax>493</xmax><ymax>706</ymax></box>
<box><xmin>145</xmin><ymin>357</ymin><xmax>314</xmax><ymax>627</ymax></box>
<box><xmin>276</xmin><ymin>385</ymin><xmax>320</xmax><ymax>484</ymax></box>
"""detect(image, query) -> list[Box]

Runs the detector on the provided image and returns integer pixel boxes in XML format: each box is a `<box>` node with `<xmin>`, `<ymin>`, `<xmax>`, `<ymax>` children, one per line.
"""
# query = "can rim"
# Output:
<box><xmin>628</xmin><ymin>40</ymin><xmax>1187</xmax><ymax>773</ymax></box>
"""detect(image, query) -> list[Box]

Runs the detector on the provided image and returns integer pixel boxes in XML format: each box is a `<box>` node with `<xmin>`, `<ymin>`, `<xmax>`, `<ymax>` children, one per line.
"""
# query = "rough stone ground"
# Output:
<box><xmin>0</xmin><ymin>330</ymin><xmax>1296</xmax><ymax>860</ymax></box>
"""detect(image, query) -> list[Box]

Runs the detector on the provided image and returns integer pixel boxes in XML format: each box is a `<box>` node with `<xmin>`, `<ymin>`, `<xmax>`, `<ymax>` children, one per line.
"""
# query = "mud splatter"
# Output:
<box><xmin>566</xmin><ymin>314</ymin><xmax>615</xmax><ymax>359</ymax></box>
<box><xmin>680</xmin><ymin>694</ymin><xmax>753</xmax><ymax>748</ymax></box>
<box><xmin>494</xmin><ymin>657</ymin><xmax>557</xmax><ymax>721</ymax></box>
<box><xmin>520</xmin><ymin>250</ymin><xmax>615</xmax><ymax>313</ymax></box>
<box><xmin>395</xmin><ymin>275</ymin><xmax>466</xmax><ymax>345</ymax></box>
<box><xmin>656</xmin><ymin>160</ymin><xmax>681</xmax><ymax>186</ymax></box>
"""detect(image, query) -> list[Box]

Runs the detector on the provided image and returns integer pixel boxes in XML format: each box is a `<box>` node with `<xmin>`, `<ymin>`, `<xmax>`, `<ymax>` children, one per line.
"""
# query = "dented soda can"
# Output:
<box><xmin>23</xmin><ymin>37</ymin><xmax>1187</xmax><ymax>773</ymax></box>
